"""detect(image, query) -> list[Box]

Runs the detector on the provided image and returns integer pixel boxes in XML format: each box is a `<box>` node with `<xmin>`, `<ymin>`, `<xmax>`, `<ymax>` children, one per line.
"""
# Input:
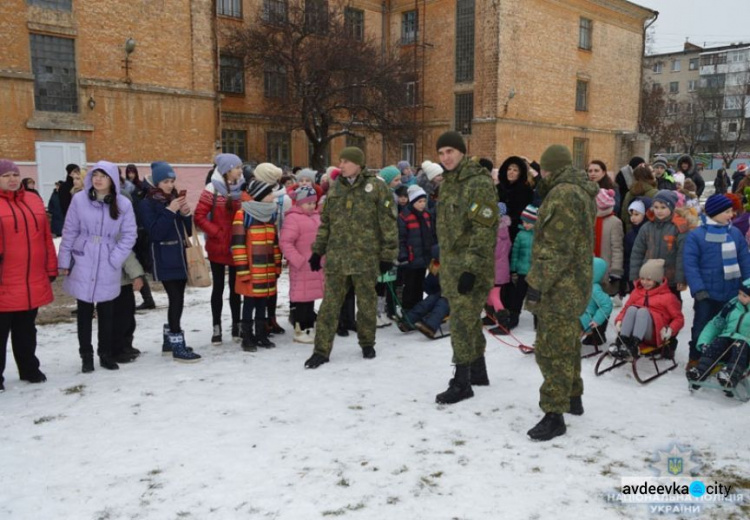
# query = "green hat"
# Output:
<box><xmin>540</xmin><ymin>144</ymin><xmax>573</xmax><ymax>173</ymax></box>
<box><xmin>436</xmin><ymin>131</ymin><xmax>467</xmax><ymax>154</ymax></box>
<box><xmin>339</xmin><ymin>146</ymin><xmax>365</xmax><ymax>168</ymax></box>
<box><xmin>379</xmin><ymin>166</ymin><xmax>401</xmax><ymax>185</ymax></box>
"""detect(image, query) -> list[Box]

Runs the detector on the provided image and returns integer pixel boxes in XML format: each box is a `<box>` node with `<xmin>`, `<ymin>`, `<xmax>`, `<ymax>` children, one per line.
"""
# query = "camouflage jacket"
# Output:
<box><xmin>312</xmin><ymin>170</ymin><xmax>398</xmax><ymax>275</ymax></box>
<box><xmin>527</xmin><ymin>165</ymin><xmax>598</xmax><ymax>315</ymax></box>
<box><xmin>436</xmin><ymin>157</ymin><xmax>498</xmax><ymax>282</ymax></box>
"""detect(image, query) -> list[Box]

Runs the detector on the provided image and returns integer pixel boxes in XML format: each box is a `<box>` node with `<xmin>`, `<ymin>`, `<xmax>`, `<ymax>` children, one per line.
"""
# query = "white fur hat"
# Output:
<box><xmin>421</xmin><ymin>160</ymin><xmax>444</xmax><ymax>181</ymax></box>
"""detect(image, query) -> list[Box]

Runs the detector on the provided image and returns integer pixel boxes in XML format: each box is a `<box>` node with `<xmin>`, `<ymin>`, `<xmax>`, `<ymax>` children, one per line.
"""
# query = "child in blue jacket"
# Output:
<box><xmin>580</xmin><ymin>257</ymin><xmax>614</xmax><ymax>346</ymax></box>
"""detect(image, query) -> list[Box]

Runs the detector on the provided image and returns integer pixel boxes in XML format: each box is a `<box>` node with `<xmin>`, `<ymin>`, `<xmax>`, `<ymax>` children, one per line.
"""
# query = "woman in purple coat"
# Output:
<box><xmin>58</xmin><ymin>161</ymin><xmax>137</xmax><ymax>373</ymax></box>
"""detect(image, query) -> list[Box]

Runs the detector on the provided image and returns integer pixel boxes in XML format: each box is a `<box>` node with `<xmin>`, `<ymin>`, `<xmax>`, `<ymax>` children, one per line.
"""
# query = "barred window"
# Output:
<box><xmin>264</xmin><ymin>62</ymin><xmax>287</xmax><ymax>99</ymax></box>
<box><xmin>401</xmin><ymin>11</ymin><xmax>418</xmax><ymax>44</ymax></box>
<box><xmin>579</xmin><ymin>18</ymin><xmax>592</xmax><ymax>50</ymax></box>
<box><xmin>263</xmin><ymin>0</ymin><xmax>288</xmax><ymax>24</ymax></box>
<box><xmin>346</xmin><ymin>134</ymin><xmax>366</xmax><ymax>151</ymax></box>
<box><xmin>267</xmin><ymin>132</ymin><xmax>291</xmax><ymax>167</ymax></box>
<box><xmin>219</xmin><ymin>55</ymin><xmax>244</xmax><ymax>94</ymax></box>
<box><xmin>575</xmin><ymin>80</ymin><xmax>588</xmax><ymax>111</ymax></box>
<box><xmin>30</xmin><ymin>34</ymin><xmax>78</xmax><ymax>112</ymax></box>
<box><xmin>455</xmin><ymin>0</ymin><xmax>475</xmax><ymax>83</ymax></box>
<box><xmin>573</xmin><ymin>138</ymin><xmax>588</xmax><ymax>170</ymax></box>
<box><xmin>222</xmin><ymin>130</ymin><xmax>247</xmax><ymax>160</ymax></box>
<box><xmin>217</xmin><ymin>0</ymin><xmax>242</xmax><ymax>18</ymax></box>
<box><xmin>345</xmin><ymin>7</ymin><xmax>364</xmax><ymax>41</ymax></box>
<box><xmin>455</xmin><ymin>92</ymin><xmax>473</xmax><ymax>134</ymax></box>
<box><xmin>28</xmin><ymin>0</ymin><xmax>71</xmax><ymax>10</ymax></box>
<box><xmin>304</xmin><ymin>0</ymin><xmax>328</xmax><ymax>34</ymax></box>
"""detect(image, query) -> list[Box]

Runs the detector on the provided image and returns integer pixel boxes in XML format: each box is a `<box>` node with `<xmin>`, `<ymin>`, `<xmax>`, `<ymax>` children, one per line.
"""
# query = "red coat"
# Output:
<box><xmin>194</xmin><ymin>182</ymin><xmax>241</xmax><ymax>266</ymax></box>
<box><xmin>616</xmin><ymin>279</ymin><xmax>684</xmax><ymax>344</ymax></box>
<box><xmin>0</xmin><ymin>188</ymin><xmax>58</xmax><ymax>312</ymax></box>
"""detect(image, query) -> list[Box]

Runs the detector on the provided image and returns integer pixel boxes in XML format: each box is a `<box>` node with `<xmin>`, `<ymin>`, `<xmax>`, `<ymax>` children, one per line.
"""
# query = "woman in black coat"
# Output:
<box><xmin>496</xmin><ymin>156</ymin><xmax>535</xmax><ymax>243</ymax></box>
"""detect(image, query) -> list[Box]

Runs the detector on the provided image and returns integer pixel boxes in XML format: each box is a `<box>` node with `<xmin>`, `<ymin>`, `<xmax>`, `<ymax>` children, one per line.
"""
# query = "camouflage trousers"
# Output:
<box><xmin>443</xmin><ymin>276</ymin><xmax>492</xmax><ymax>366</ymax></box>
<box><xmin>535</xmin><ymin>312</ymin><xmax>583</xmax><ymax>413</ymax></box>
<box><xmin>314</xmin><ymin>271</ymin><xmax>377</xmax><ymax>358</ymax></box>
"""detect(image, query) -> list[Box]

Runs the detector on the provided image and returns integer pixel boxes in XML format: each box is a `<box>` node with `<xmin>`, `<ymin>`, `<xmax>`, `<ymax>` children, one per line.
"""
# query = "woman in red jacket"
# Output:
<box><xmin>194</xmin><ymin>153</ymin><xmax>245</xmax><ymax>344</ymax></box>
<box><xmin>611</xmin><ymin>259</ymin><xmax>684</xmax><ymax>360</ymax></box>
<box><xmin>0</xmin><ymin>160</ymin><xmax>58</xmax><ymax>391</ymax></box>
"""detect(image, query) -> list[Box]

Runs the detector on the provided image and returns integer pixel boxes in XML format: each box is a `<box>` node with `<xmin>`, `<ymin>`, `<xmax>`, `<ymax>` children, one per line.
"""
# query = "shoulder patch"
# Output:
<box><xmin>469</xmin><ymin>202</ymin><xmax>498</xmax><ymax>227</ymax></box>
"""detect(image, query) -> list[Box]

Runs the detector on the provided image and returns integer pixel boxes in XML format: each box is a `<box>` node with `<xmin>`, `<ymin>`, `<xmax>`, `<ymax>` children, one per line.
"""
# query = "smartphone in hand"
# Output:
<box><xmin>178</xmin><ymin>189</ymin><xmax>187</xmax><ymax>198</ymax></box>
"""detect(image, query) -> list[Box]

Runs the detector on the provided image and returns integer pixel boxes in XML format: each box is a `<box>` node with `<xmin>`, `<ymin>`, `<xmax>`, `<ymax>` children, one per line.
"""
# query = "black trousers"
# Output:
<box><xmin>508</xmin><ymin>274</ymin><xmax>529</xmax><ymax>314</ymax></box>
<box><xmin>77</xmin><ymin>299</ymin><xmax>115</xmax><ymax>359</ymax></box>
<box><xmin>242</xmin><ymin>297</ymin><xmax>268</xmax><ymax>323</ymax></box>
<box><xmin>401</xmin><ymin>268</ymin><xmax>426</xmax><ymax>310</ymax></box>
<box><xmin>162</xmin><ymin>279</ymin><xmax>187</xmax><ymax>334</ymax></box>
<box><xmin>112</xmin><ymin>284</ymin><xmax>136</xmax><ymax>356</ymax></box>
<box><xmin>210</xmin><ymin>262</ymin><xmax>241</xmax><ymax>326</ymax></box>
<box><xmin>338</xmin><ymin>286</ymin><xmax>356</xmax><ymax>330</ymax></box>
<box><xmin>267</xmin><ymin>293</ymin><xmax>278</xmax><ymax>320</ymax></box>
<box><xmin>293</xmin><ymin>301</ymin><xmax>317</xmax><ymax>330</ymax></box>
<box><xmin>0</xmin><ymin>308</ymin><xmax>40</xmax><ymax>384</ymax></box>
<box><xmin>139</xmin><ymin>276</ymin><xmax>154</xmax><ymax>304</ymax></box>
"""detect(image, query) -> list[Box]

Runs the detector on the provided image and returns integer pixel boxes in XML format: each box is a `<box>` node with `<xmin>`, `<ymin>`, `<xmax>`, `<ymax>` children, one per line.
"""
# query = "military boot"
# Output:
<box><xmin>470</xmin><ymin>356</ymin><xmax>490</xmax><ymax>386</ymax></box>
<box><xmin>527</xmin><ymin>413</ymin><xmax>566</xmax><ymax>441</ymax></box>
<box><xmin>435</xmin><ymin>365</ymin><xmax>474</xmax><ymax>404</ymax></box>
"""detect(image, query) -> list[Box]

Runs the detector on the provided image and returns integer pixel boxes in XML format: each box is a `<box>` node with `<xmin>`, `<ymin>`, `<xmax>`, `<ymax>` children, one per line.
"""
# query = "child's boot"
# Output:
<box><xmin>255</xmin><ymin>319</ymin><xmax>276</xmax><ymax>348</ymax></box>
<box><xmin>169</xmin><ymin>331</ymin><xmax>201</xmax><ymax>363</ymax></box>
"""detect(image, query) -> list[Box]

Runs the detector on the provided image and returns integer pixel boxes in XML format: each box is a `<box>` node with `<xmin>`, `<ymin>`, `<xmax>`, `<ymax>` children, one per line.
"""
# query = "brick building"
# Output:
<box><xmin>0</xmin><ymin>0</ymin><xmax>654</xmax><ymax>202</ymax></box>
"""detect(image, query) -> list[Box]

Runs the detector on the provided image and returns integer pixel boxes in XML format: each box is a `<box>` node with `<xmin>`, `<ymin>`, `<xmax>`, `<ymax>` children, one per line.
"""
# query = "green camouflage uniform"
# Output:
<box><xmin>526</xmin><ymin>166</ymin><xmax>598</xmax><ymax>414</ymax></box>
<box><xmin>436</xmin><ymin>157</ymin><xmax>498</xmax><ymax>365</ymax></box>
<box><xmin>312</xmin><ymin>171</ymin><xmax>398</xmax><ymax>357</ymax></box>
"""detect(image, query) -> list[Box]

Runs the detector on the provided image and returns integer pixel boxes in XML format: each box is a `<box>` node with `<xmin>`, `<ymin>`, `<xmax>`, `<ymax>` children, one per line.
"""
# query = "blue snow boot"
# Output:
<box><xmin>168</xmin><ymin>331</ymin><xmax>202</xmax><ymax>363</ymax></box>
<box><xmin>163</xmin><ymin>324</ymin><xmax>194</xmax><ymax>356</ymax></box>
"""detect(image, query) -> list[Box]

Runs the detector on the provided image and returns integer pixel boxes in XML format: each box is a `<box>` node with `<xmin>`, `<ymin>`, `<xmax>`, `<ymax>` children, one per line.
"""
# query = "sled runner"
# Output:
<box><xmin>687</xmin><ymin>341</ymin><xmax>750</xmax><ymax>402</ymax></box>
<box><xmin>595</xmin><ymin>338</ymin><xmax>678</xmax><ymax>384</ymax></box>
<box><xmin>388</xmin><ymin>281</ymin><xmax>450</xmax><ymax>340</ymax></box>
<box><xmin>581</xmin><ymin>320</ymin><xmax>608</xmax><ymax>359</ymax></box>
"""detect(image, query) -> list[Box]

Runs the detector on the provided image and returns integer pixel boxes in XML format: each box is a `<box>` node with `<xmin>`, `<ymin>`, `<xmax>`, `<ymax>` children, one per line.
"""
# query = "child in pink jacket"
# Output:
<box><xmin>279</xmin><ymin>187</ymin><xmax>325</xmax><ymax>343</ymax></box>
<box><xmin>485</xmin><ymin>203</ymin><xmax>512</xmax><ymax>334</ymax></box>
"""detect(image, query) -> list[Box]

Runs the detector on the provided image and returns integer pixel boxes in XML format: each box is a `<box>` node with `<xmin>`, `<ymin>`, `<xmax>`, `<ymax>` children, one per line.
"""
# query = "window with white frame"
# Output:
<box><xmin>401</xmin><ymin>10</ymin><xmax>418</xmax><ymax>44</ymax></box>
<box><xmin>401</xmin><ymin>143</ymin><xmax>415</xmax><ymax>166</ymax></box>
<box><xmin>217</xmin><ymin>0</ymin><xmax>242</xmax><ymax>18</ymax></box>
<box><xmin>653</xmin><ymin>61</ymin><xmax>663</xmax><ymax>73</ymax></box>
<box><xmin>671</xmin><ymin>59</ymin><xmax>681</xmax><ymax>72</ymax></box>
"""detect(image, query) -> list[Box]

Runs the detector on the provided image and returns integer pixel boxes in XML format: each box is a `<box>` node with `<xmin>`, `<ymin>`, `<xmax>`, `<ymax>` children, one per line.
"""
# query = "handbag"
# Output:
<box><xmin>183</xmin><ymin>219</ymin><xmax>212</xmax><ymax>288</ymax></box>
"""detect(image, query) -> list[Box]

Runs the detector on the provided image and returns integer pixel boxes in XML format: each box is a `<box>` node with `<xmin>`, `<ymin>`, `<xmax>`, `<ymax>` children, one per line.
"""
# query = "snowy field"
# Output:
<box><xmin>1</xmin><ymin>271</ymin><xmax>749</xmax><ymax>520</ymax></box>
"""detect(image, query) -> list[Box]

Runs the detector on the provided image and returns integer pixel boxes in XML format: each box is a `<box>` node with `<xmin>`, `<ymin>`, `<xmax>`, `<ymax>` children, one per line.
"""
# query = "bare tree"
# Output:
<box><xmin>226</xmin><ymin>1</ymin><xmax>418</xmax><ymax>171</ymax></box>
<box><xmin>639</xmin><ymin>83</ymin><xmax>681</xmax><ymax>153</ymax></box>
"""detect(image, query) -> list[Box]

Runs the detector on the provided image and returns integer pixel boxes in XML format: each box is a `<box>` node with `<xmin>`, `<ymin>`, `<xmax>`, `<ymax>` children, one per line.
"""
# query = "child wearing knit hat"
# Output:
<box><xmin>397</xmin><ymin>183</ymin><xmax>435</xmax><ymax>310</ymax></box>
<box><xmin>629</xmin><ymin>189</ymin><xmax>689</xmax><ymax>295</ymax></box>
<box><xmin>682</xmin><ymin>193</ymin><xmax>750</xmax><ymax>364</ymax></box>
<box><xmin>610</xmin><ymin>258</ymin><xmax>684</xmax><ymax>359</ymax></box>
<box><xmin>506</xmin><ymin>204</ymin><xmax>537</xmax><ymax>329</ymax></box>
<box><xmin>594</xmin><ymin>189</ymin><xmax>624</xmax><ymax>296</ymax></box>
<box><xmin>623</xmin><ymin>197</ymin><xmax>650</xmax><ymax>294</ymax></box>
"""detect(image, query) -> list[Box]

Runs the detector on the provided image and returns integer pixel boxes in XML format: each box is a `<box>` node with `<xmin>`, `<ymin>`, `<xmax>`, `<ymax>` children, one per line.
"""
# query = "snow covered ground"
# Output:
<box><xmin>1</xmin><ymin>271</ymin><xmax>748</xmax><ymax>520</ymax></box>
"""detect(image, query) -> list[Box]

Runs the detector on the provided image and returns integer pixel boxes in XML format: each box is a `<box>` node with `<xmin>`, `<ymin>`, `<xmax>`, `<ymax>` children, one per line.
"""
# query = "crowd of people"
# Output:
<box><xmin>1</xmin><ymin>137</ymin><xmax>749</xmax><ymax>442</ymax></box>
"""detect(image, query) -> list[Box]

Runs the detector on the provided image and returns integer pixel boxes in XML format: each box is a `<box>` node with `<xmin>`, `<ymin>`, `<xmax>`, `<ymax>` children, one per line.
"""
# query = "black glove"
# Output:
<box><xmin>309</xmin><ymin>253</ymin><xmax>322</xmax><ymax>272</ymax></box>
<box><xmin>379</xmin><ymin>261</ymin><xmax>394</xmax><ymax>275</ymax></box>
<box><xmin>695</xmin><ymin>290</ymin><xmax>709</xmax><ymax>302</ymax></box>
<box><xmin>49</xmin><ymin>276</ymin><xmax>57</xmax><ymax>283</ymax></box>
<box><xmin>457</xmin><ymin>272</ymin><xmax>475</xmax><ymax>294</ymax></box>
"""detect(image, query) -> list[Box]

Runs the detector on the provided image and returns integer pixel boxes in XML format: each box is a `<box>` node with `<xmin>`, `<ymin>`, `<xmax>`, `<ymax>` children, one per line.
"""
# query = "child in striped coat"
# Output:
<box><xmin>231</xmin><ymin>180</ymin><xmax>282</xmax><ymax>351</ymax></box>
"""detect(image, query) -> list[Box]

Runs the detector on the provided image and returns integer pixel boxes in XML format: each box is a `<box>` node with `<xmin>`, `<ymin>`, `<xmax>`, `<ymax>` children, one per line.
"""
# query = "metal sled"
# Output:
<box><xmin>595</xmin><ymin>338</ymin><xmax>678</xmax><ymax>384</ymax></box>
<box><xmin>688</xmin><ymin>369</ymin><xmax>750</xmax><ymax>402</ymax></box>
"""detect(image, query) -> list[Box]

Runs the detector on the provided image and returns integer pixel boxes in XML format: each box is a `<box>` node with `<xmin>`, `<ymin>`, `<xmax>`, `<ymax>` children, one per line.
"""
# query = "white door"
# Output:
<box><xmin>35</xmin><ymin>141</ymin><xmax>86</xmax><ymax>202</ymax></box>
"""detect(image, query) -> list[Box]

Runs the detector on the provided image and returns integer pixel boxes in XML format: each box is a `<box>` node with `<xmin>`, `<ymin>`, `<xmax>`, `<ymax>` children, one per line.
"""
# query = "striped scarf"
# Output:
<box><xmin>704</xmin><ymin>220</ymin><xmax>740</xmax><ymax>280</ymax></box>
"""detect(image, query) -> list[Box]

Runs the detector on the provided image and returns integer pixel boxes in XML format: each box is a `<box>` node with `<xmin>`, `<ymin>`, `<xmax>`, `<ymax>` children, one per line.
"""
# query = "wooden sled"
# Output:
<box><xmin>595</xmin><ymin>338</ymin><xmax>678</xmax><ymax>384</ymax></box>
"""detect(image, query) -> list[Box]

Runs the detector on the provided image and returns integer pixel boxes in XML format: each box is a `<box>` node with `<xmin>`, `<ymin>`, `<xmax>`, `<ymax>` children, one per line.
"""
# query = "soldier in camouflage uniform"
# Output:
<box><xmin>525</xmin><ymin>144</ymin><xmax>597</xmax><ymax>441</ymax></box>
<box><xmin>304</xmin><ymin>147</ymin><xmax>398</xmax><ymax>368</ymax></box>
<box><xmin>434</xmin><ymin>131</ymin><xmax>498</xmax><ymax>404</ymax></box>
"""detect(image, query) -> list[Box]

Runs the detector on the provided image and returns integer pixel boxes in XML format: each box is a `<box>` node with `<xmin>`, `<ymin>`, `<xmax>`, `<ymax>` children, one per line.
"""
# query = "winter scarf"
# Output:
<box><xmin>241</xmin><ymin>200</ymin><xmax>276</xmax><ymax>223</ymax></box>
<box><xmin>212</xmin><ymin>176</ymin><xmax>245</xmax><ymax>201</ymax></box>
<box><xmin>147</xmin><ymin>186</ymin><xmax>177</xmax><ymax>204</ymax></box>
<box><xmin>704</xmin><ymin>217</ymin><xmax>740</xmax><ymax>280</ymax></box>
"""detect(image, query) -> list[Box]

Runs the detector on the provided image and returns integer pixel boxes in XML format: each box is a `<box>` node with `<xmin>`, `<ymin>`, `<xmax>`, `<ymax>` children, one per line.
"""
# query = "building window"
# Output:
<box><xmin>686</xmin><ymin>103</ymin><xmax>693</xmax><ymax>114</ymax></box>
<box><xmin>689</xmin><ymin>58</ymin><xmax>699</xmax><ymax>70</ymax></box>
<box><xmin>652</xmin><ymin>82</ymin><xmax>662</xmax><ymax>92</ymax></box>
<box><xmin>575</xmin><ymin>80</ymin><xmax>588</xmax><ymax>111</ymax></box>
<box><xmin>729</xmin><ymin>122</ymin><xmax>739</xmax><ymax>133</ymax></box>
<box><xmin>28</xmin><ymin>0</ymin><xmax>71</xmax><ymax>10</ymax></box>
<box><xmin>263</xmin><ymin>0</ymin><xmax>288</xmax><ymax>24</ymax></box>
<box><xmin>688</xmin><ymin>80</ymin><xmax>697</xmax><ymax>92</ymax></box>
<box><xmin>667</xmin><ymin>102</ymin><xmax>677</xmax><ymax>115</ymax></box>
<box><xmin>219</xmin><ymin>55</ymin><xmax>244</xmax><ymax>94</ymax></box>
<box><xmin>701</xmin><ymin>53</ymin><xmax>728</xmax><ymax>66</ymax></box>
<box><xmin>653</xmin><ymin>61</ymin><xmax>663</xmax><ymax>74</ymax></box>
<box><xmin>264</xmin><ymin>62</ymin><xmax>287</xmax><ymax>99</ymax></box>
<box><xmin>267</xmin><ymin>132</ymin><xmax>291</xmax><ymax>167</ymax></box>
<box><xmin>30</xmin><ymin>34</ymin><xmax>78</xmax><ymax>112</ymax></box>
<box><xmin>455</xmin><ymin>92</ymin><xmax>473</xmax><ymax>134</ymax></box>
<box><xmin>405</xmin><ymin>81</ymin><xmax>418</xmax><ymax>106</ymax></box>
<box><xmin>304</xmin><ymin>0</ymin><xmax>328</xmax><ymax>34</ymax></box>
<box><xmin>671</xmin><ymin>59</ymin><xmax>681</xmax><ymax>72</ymax></box>
<box><xmin>401</xmin><ymin>143</ymin><xmax>415</xmax><ymax>166</ymax></box>
<box><xmin>217</xmin><ymin>0</ymin><xmax>242</xmax><ymax>18</ymax></box>
<box><xmin>669</xmin><ymin>81</ymin><xmax>679</xmax><ymax>94</ymax></box>
<box><xmin>572</xmin><ymin>138</ymin><xmax>588</xmax><ymax>170</ymax></box>
<box><xmin>344</xmin><ymin>7</ymin><xmax>364</xmax><ymax>41</ymax></box>
<box><xmin>579</xmin><ymin>17</ymin><xmax>592</xmax><ymax>50</ymax></box>
<box><xmin>455</xmin><ymin>0</ymin><xmax>475</xmax><ymax>83</ymax></box>
<box><xmin>222</xmin><ymin>130</ymin><xmax>247</xmax><ymax>160</ymax></box>
<box><xmin>346</xmin><ymin>134</ymin><xmax>366</xmax><ymax>151</ymax></box>
<box><xmin>401</xmin><ymin>10</ymin><xmax>418</xmax><ymax>44</ymax></box>
<box><xmin>308</xmin><ymin>140</ymin><xmax>330</xmax><ymax>166</ymax></box>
